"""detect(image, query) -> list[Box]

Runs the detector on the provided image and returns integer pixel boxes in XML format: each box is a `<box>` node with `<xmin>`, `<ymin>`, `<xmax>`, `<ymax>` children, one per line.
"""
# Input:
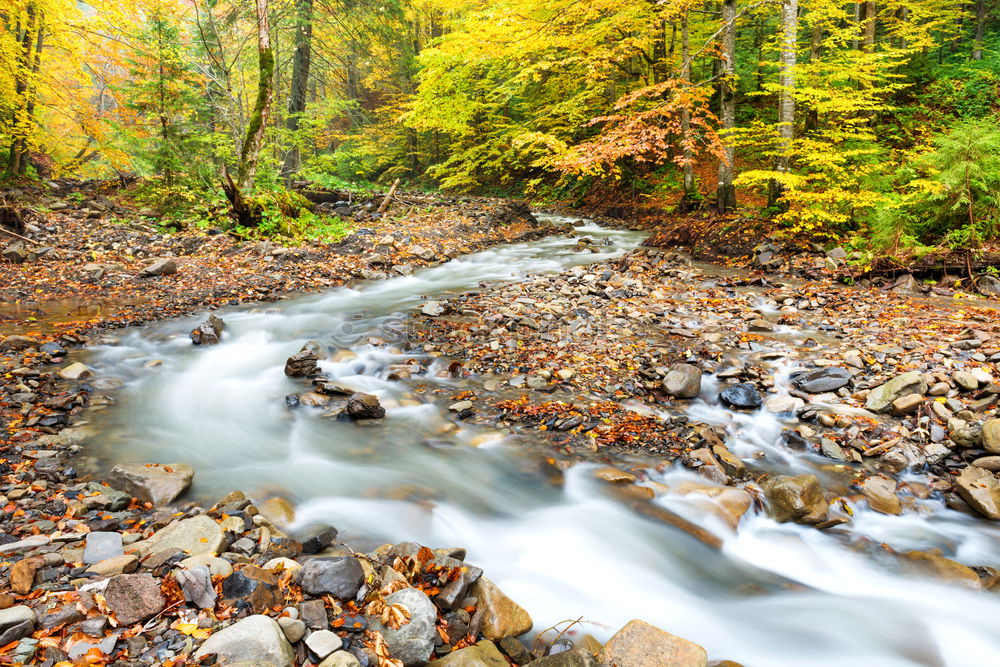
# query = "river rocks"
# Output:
<box><xmin>58</xmin><ymin>361</ymin><xmax>92</xmax><ymax>379</ymax></box>
<box><xmin>422</xmin><ymin>301</ymin><xmax>446</xmax><ymax>316</ymax></box>
<box><xmin>865</xmin><ymin>371</ymin><xmax>927</xmax><ymax>413</ymax></box>
<box><xmin>891</xmin><ymin>393</ymin><xmax>924</xmax><ymax>416</ymax></box>
<box><xmin>470</xmin><ymin>576</ymin><xmax>532</xmax><ymax>640</ymax></box>
<box><xmin>954</xmin><ymin>371</ymin><xmax>979</xmax><ymax>392</ymax></box>
<box><xmin>662</xmin><ymin>363</ymin><xmax>702</xmax><ymax>398</ymax></box>
<box><xmin>140</xmin><ymin>514</ymin><xmax>225</xmax><ymax>559</ymax></box>
<box><xmin>863</xmin><ymin>477</ymin><xmax>902</xmax><ymax>515</ymax></box>
<box><xmin>305</xmin><ymin>630</ymin><xmax>344</xmax><ymax>660</ymax></box>
<box><xmin>528</xmin><ymin>649</ymin><xmax>600</xmax><ymax>667</ymax></box>
<box><xmin>299</xmin><ymin>556</ymin><xmax>365</xmax><ymax>599</ymax></box>
<box><xmin>719</xmin><ymin>383</ymin><xmax>762</xmax><ymax>410</ymax></box>
<box><xmin>599</xmin><ymin>619</ymin><xmax>708</xmax><ymax>667</ymax></box>
<box><xmin>108</xmin><ymin>462</ymin><xmax>194</xmax><ymax>505</ymax></box>
<box><xmin>104</xmin><ymin>574</ymin><xmax>165</xmax><ymax>626</ymax></box>
<box><xmin>9</xmin><ymin>556</ymin><xmax>42</xmax><ymax>593</ymax></box>
<box><xmin>902</xmin><ymin>551</ymin><xmax>981</xmax><ymax>590</ymax></box>
<box><xmin>0</xmin><ymin>334</ymin><xmax>38</xmax><ymax>351</ymax></box>
<box><xmin>174</xmin><ymin>566</ymin><xmax>217</xmax><ymax>609</ymax></box>
<box><xmin>674</xmin><ymin>483</ymin><xmax>752</xmax><ymax>530</ymax></box>
<box><xmin>0</xmin><ymin>606</ymin><xmax>35</xmax><ymax>645</ymax></box>
<box><xmin>222</xmin><ymin>565</ymin><xmax>282</xmax><ymax>613</ymax></box>
<box><xmin>84</xmin><ymin>531</ymin><xmax>125</xmax><ymax>564</ymax></box>
<box><xmin>346</xmin><ymin>392</ymin><xmax>385</xmax><ymax>420</ymax></box>
<box><xmin>193</xmin><ymin>614</ymin><xmax>294</xmax><ymax>667</ymax></box>
<box><xmin>984</xmin><ymin>419</ymin><xmax>1000</xmax><ymax>454</ymax></box>
<box><xmin>285</xmin><ymin>345</ymin><xmax>321</xmax><ymax>378</ymax></box>
<box><xmin>2</xmin><ymin>242</ymin><xmax>28</xmax><ymax>264</ymax></box>
<box><xmin>191</xmin><ymin>314</ymin><xmax>225</xmax><ymax>345</ymax></box>
<box><xmin>429</xmin><ymin>641</ymin><xmax>508</xmax><ymax>666</ymax></box>
<box><xmin>955</xmin><ymin>466</ymin><xmax>1000</xmax><ymax>520</ymax></box>
<box><xmin>139</xmin><ymin>258</ymin><xmax>177</xmax><ymax>277</ymax></box>
<box><xmin>793</xmin><ymin>366</ymin><xmax>852</xmax><ymax>393</ymax></box>
<box><xmin>371</xmin><ymin>587</ymin><xmax>438</xmax><ymax>666</ymax></box>
<box><xmin>761</xmin><ymin>474</ymin><xmax>828</xmax><ymax>524</ymax></box>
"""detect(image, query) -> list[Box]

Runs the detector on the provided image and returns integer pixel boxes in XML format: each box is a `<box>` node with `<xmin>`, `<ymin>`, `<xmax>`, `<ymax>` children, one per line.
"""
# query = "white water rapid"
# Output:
<box><xmin>82</xmin><ymin>216</ymin><xmax>1000</xmax><ymax>666</ymax></box>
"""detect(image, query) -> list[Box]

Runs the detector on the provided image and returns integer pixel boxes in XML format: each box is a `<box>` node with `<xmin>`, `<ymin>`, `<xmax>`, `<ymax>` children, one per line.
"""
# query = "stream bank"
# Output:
<box><xmin>1</xmin><ymin>209</ymin><xmax>1000</xmax><ymax>666</ymax></box>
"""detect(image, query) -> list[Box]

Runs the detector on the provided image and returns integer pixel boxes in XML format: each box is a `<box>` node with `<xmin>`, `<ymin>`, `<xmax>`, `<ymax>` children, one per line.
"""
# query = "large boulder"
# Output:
<box><xmin>108</xmin><ymin>462</ymin><xmax>194</xmax><ymax>506</ymax></box>
<box><xmin>956</xmin><ymin>466</ymin><xmax>1000</xmax><ymax>520</ymax></box>
<box><xmin>299</xmin><ymin>557</ymin><xmax>365</xmax><ymax>599</ymax></box>
<box><xmin>470</xmin><ymin>576</ymin><xmax>532</xmax><ymax>640</ymax></box>
<box><xmin>193</xmin><ymin>614</ymin><xmax>294</xmax><ymax>667</ymax></box>
<box><xmin>599</xmin><ymin>619</ymin><xmax>708</xmax><ymax>667</ymax></box>
<box><xmin>760</xmin><ymin>474</ymin><xmax>828</xmax><ymax>524</ymax></box>
<box><xmin>104</xmin><ymin>574</ymin><xmax>165</xmax><ymax>626</ymax></box>
<box><xmin>865</xmin><ymin>371</ymin><xmax>927</xmax><ymax>413</ymax></box>
<box><xmin>285</xmin><ymin>342</ymin><xmax>323</xmax><ymax>377</ymax></box>
<box><xmin>793</xmin><ymin>367</ymin><xmax>852</xmax><ymax>393</ymax></box>
<box><xmin>662</xmin><ymin>364</ymin><xmax>702</xmax><ymax>399</ymax></box>
<box><xmin>370</xmin><ymin>587</ymin><xmax>438</xmax><ymax>666</ymax></box>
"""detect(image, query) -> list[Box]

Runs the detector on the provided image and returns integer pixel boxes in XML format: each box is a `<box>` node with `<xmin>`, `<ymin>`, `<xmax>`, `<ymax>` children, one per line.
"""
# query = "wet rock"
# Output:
<box><xmin>662</xmin><ymin>364</ymin><xmax>702</xmax><ymax>399</ymax></box>
<box><xmin>299</xmin><ymin>556</ymin><xmax>365</xmax><ymax>599</ymax></box>
<box><xmin>139</xmin><ymin>258</ymin><xmax>177</xmax><ymax>277</ymax></box>
<box><xmin>470</xmin><ymin>576</ymin><xmax>533</xmax><ymax>640</ymax></box>
<box><xmin>976</xmin><ymin>274</ymin><xmax>1000</xmax><ymax>295</ymax></box>
<box><xmin>193</xmin><ymin>614</ymin><xmax>294</xmax><ymax>667</ymax></box>
<box><xmin>346</xmin><ymin>392</ymin><xmax>385</xmax><ymax>420</ymax></box>
<box><xmin>719</xmin><ymin>383</ymin><xmax>762</xmax><ymax>410</ymax></box>
<box><xmin>902</xmin><ymin>551</ymin><xmax>981</xmax><ymax>590</ymax></box>
<box><xmin>674</xmin><ymin>483</ymin><xmax>751</xmax><ymax>530</ymax></box>
<box><xmin>305</xmin><ymin>630</ymin><xmax>344</xmax><ymax>660</ymax></box>
<box><xmin>0</xmin><ymin>335</ymin><xmax>38</xmax><ymax>351</ymax></box>
<box><xmin>108</xmin><ymin>462</ymin><xmax>194</xmax><ymax>506</ymax></box>
<box><xmin>83</xmin><ymin>531</ymin><xmax>124</xmax><ymax>564</ymax></box>
<box><xmin>191</xmin><ymin>314</ymin><xmax>225</xmax><ymax>345</ymax></box>
<box><xmin>259</xmin><ymin>496</ymin><xmax>296</xmax><ymax>529</ymax></box>
<box><xmin>983</xmin><ymin>419</ymin><xmax>1000</xmax><ymax>454</ymax></box>
<box><xmin>371</xmin><ymin>587</ymin><xmax>438</xmax><ymax>666</ymax></box>
<box><xmin>285</xmin><ymin>346</ymin><xmax>321</xmax><ymax>378</ymax></box>
<box><xmin>793</xmin><ymin>367</ymin><xmax>852</xmax><ymax>393</ymax></box>
<box><xmin>761</xmin><ymin>474</ymin><xmax>828</xmax><ymax>524</ymax></box>
<box><xmin>956</xmin><ymin>466</ymin><xmax>1000</xmax><ymax>520</ymax></box>
<box><xmin>865</xmin><ymin>371</ymin><xmax>928</xmax><ymax>413</ymax></box>
<box><xmin>175</xmin><ymin>565</ymin><xmax>217</xmax><ymax>609</ymax></box>
<box><xmin>140</xmin><ymin>514</ymin><xmax>225</xmax><ymax>559</ymax></box>
<box><xmin>104</xmin><ymin>574</ymin><xmax>165</xmax><ymax>626</ymax></box>
<box><xmin>429</xmin><ymin>641</ymin><xmax>508</xmax><ymax>666</ymax></box>
<box><xmin>599</xmin><ymin>619</ymin><xmax>707</xmax><ymax>667</ymax></box>
<box><xmin>58</xmin><ymin>361</ymin><xmax>92</xmax><ymax>380</ymax></box>
<box><xmin>863</xmin><ymin>477</ymin><xmax>902</xmax><ymax>515</ymax></box>
<box><xmin>0</xmin><ymin>606</ymin><xmax>35</xmax><ymax>646</ymax></box>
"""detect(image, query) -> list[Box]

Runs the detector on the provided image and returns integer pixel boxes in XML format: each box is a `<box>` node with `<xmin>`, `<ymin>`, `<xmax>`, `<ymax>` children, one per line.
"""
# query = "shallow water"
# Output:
<box><xmin>82</xmin><ymin>216</ymin><xmax>1000</xmax><ymax>666</ymax></box>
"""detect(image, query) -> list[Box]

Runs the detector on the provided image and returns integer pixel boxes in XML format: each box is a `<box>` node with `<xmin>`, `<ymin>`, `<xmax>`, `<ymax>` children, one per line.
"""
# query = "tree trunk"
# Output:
<box><xmin>805</xmin><ymin>17</ymin><xmax>822</xmax><ymax>133</ymax></box>
<box><xmin>972</xmin><ymin>0</ymin><xmax>985</xmax><ymax>60</ymax></box>
<box><xmin>859</xmin><ymin>1</ymin><xmax>876</xmax><ymax>53</ymax></box>
<box><xmin>14</xmin><ymin>10</ymin><xmax>43</xmax><ymax>177</ymax></box>
<box><xmin>678</xmin><ymin>8</ymin><xmax>696</xmax><ymax>210</ymax></box>
<box><xmin>6</xmin><ymin>4</ymin><xmax>36</xmax><ymax>177</ymax></box>
<box><xmin>282</xmin><ymin>0</ymin><xmax>313</xmax><ymax>180</ymax></box>
<box><xmin>768</xmin><ymin>0</ymin><xmax>797</xmax><ymax>209</ymax></box>
<box><xmin>717</xmin><ymin>0</ymin><xmax>737</xmax><ymax>213</ymax></box>
<box><xmin>235</xmin><ymin>0</ymin><xmax>274</xmax><ymax>190</ymax></box>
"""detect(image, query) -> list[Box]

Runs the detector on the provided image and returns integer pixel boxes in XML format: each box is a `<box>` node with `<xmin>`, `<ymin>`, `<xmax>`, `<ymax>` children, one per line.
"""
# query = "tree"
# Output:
<box><xmin>717</xmin><ymin>0</ymin><xmax>737</xmax><ymax>213</ymax></box>
<box><xmin>234</xmin><ymin>0</ymin><xmax>274</xmax><ymax>190</ymax></box>
<box><xmin>281</xmin><ymin>0</ymin><xmax>313</xmax><ymax>180</ymax></box>
<box><xmin>6</xmin><ymin>2</ymin><xmax>44</xmax><ymax>177</ymax></box>
<box><xmin>768</xmin><ymin>0</ymin><xmax>797</xmax><ymax>209</ymax></box>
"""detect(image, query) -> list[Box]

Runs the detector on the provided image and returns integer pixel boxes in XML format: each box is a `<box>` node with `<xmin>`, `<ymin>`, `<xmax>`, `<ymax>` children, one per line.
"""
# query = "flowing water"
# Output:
<box><xmin>81</xmin><ymin>216</ymin><xmax>1000</xmax><ymax>666</ymax></box>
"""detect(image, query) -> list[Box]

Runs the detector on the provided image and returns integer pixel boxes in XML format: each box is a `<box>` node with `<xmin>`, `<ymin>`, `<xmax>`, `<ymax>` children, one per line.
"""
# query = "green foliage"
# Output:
<box><xmin>868</xmin><ymin>118</ymin><xmax>1000</xmax><ymax>250</ymax></box>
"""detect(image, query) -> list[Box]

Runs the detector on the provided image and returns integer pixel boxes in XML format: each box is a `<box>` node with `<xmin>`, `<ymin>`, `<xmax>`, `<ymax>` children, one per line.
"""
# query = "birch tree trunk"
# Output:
<box><xmin>768</xmin><ymin>0</ymin><xmax>797</xmax><ymax>209</ymax></box>
<box><xmin>717</xmin><ymin>0</ymin><xmax>737</xmax><ymax>213</ymax></box>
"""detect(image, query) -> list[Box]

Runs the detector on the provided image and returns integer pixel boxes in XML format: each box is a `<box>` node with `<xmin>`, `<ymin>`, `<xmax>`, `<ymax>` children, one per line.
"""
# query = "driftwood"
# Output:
<box><xmin>377</xmin><ymin>178</ymin><xmax>400</xmax><ymax>215</ymax></box>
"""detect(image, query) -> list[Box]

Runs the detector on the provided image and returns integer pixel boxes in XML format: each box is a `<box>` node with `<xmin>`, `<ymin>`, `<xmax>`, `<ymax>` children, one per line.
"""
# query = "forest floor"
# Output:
<box><xmin>1</xmin><ymin>183</ymin><xmax>1000</xmax><ymax>665</ymax></box>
